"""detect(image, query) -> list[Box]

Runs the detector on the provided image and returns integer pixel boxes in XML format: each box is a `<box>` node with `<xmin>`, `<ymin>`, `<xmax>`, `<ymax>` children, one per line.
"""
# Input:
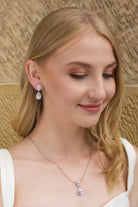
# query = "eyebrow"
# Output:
<box><xmin>66</xmin><ymin>61</ymin><xmax>92</xmax><ymax>69</ymax></box>
<box><xmin>106</xmin><ymin>61</ymin><xmax>117</xmax><ymax>69</ymax></box>
<box><xmin>66</xmin><ymin>61</ymin><xmax>117</xmax><ymax>69</ymax></box>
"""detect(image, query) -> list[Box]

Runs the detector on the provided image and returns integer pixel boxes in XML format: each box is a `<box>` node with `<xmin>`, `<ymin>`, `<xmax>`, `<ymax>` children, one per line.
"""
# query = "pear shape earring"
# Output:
<box><xmin>35</xmin><ymin>84</ymin><xmax>42</xmax><ymax>100</ymax></box>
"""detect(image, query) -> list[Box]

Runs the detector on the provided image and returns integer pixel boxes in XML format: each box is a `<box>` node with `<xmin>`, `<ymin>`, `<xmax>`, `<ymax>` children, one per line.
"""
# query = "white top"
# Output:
<box><xmin>0</xmin><ymin>148</ymin><xmax>15</xmax><ymax>207</ymax></box>
<box><xmin>0</xmin><ymin>138</ymin><xmax>136</xmax><ymax>207</ymax></box>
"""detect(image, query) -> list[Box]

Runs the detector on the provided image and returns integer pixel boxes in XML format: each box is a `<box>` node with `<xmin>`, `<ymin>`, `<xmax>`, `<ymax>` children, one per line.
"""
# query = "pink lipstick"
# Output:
<box><xmin>79</xmin><ymin>104</ymin><xmax>101</xmax><ymax>113</ymax></box>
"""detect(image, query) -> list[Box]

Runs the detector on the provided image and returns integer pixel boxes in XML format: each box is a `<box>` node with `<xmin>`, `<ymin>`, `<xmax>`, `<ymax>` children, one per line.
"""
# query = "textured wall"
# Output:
<box><xmin>0</xmin><ymin>0</ymin><xmax>138</xmax><ymax>148</ymax></box>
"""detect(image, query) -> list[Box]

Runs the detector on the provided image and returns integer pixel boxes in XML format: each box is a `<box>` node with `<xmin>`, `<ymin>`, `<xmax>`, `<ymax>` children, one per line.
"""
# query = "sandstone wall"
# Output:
<box><xmin>0</xmin><ymin>0</ymin><xmax>137</xmax><ymax>148</ymax></box>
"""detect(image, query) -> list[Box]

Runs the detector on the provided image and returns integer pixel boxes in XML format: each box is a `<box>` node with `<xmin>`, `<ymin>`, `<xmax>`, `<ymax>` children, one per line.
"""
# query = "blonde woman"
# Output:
<box><xmin>0</xmin><ymin>7</ymin><xmax>137</xmax><ymax>207</ymax></box>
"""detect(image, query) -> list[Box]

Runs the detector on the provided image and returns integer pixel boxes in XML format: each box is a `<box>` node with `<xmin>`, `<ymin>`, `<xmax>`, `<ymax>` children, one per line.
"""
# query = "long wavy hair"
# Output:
<box><xmin>12</xmin><ymin>7</ymin><xmax>124</xmax><ymax>190</ymax></box>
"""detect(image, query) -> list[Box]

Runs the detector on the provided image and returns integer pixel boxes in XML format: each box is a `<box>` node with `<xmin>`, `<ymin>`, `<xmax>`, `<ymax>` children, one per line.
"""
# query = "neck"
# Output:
<box><xmin>29</xmin><ymin>112</ymin><xmax>92</xmax><ymax>160</ymax></box>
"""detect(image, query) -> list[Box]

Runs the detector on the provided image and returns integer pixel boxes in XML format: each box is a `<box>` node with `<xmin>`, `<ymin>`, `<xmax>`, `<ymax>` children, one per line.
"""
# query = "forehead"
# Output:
<box><xmin>46</xmin><ymin>30</ymin><xmax>115</xmax><ymax>66</ymax></box>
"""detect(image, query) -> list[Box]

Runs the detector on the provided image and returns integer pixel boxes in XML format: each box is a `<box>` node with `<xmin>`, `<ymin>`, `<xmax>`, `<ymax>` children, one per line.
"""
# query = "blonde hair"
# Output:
<box><xmin>12</xmin><ymin>7</ymin><xmax>124</xmax><ymax>190</ymax></box>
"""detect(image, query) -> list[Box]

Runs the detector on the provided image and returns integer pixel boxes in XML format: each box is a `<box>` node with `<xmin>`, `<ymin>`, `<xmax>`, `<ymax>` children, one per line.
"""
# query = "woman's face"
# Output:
<box><xmin>39</xmin><ymin>30</ymin><xmax>116</xmax><ymax>128</ymax></box>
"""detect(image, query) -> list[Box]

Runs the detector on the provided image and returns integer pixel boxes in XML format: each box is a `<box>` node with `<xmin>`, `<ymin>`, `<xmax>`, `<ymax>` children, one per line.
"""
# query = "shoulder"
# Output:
<box><xmin>133</xmin><ymin>145</ymin><xmax>138</xmax><ymax>159</ymax></box>
<box><xmin>8</xmin><ymin>137</ymin><xmax>43</xmax><ymax>179</ymax></box>
<box><xmin>9</xmin><ymin>137</ymin><xmax>34</xmax><ymax>160</ymax></box>
<box><xmin>129</xmin><ymin>145</ymin><xmax>138</xmax><ymax>207</ymax></box>
<box><xmin>0</xmin><ymin>138</ymin><xmax>35</xmax><ymax>207</ymax></box>
<box><xmin>132</xmin><ymin>145</ymin><xmax>138</xmax><ymax>176</ymax></box>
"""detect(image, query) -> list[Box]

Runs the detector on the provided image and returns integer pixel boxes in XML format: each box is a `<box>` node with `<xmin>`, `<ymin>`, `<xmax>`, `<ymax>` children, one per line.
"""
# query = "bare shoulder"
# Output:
<box><xmin>9</xmin><ymin>137</ymin><xmax>39</xmax><ymax>161</ymax></box>
<box><xmin>133</xmin><ymin>145</ymin><xmax>138</xmax><ymax>155</ymax></box>
<box><xmin>9</xmin><ymin>137</ymin><xmax>30</xmax><ymax>158</ymax></box>
<box><xmin>129</xmin><ymin>145</ymin><xmax>138</xmax><ymax>207</ymax></box>
<box><xmin>8</xmin><ymin>137</ymin><xmax>43</xmax><ymax>177</ymax></box>
<box><xmin>8</xmin><ymin>138</ymin><xmax>36</xmax><ymax>179</ymax></box>
<box><xmin>133</xmin><ymin>145</ymin><xmax>138</xmax><ymax>168</ymax></box>
<box><xmin>132</xmin><ymin>145</ymin><xmax>138</xmax><ymax>168</ymax></box>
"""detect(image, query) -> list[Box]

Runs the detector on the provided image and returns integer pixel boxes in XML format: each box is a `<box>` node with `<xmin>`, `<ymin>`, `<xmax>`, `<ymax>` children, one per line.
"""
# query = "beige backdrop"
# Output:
<box><xmin>0</xmin><ymin>0</ymin><xmax>138</xmax><ymax>148</ymax></box>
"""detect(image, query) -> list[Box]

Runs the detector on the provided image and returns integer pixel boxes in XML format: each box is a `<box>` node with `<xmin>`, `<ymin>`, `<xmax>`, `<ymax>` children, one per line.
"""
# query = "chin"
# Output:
<box><xmin>78</xmin><ymin>119</ymin><xmax>99</xmax><ymax>128</ymax></box>
<box><xmin>78</xmin><ymin>113</ymin><xmax>101</xmax><ymax>128</ymax></box>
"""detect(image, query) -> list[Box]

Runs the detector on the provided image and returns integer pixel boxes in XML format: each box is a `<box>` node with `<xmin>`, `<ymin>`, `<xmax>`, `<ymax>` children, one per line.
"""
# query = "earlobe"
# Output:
<box><xmin>25</xmin><ymin>60</ymin><xmax>42</xmax><ymax>90</ymax></box>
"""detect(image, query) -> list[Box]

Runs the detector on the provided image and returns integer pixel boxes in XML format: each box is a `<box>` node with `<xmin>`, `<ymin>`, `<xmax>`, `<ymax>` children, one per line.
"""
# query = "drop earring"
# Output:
<box><xmin>36</xmin><ymin>84</ymin><xmax>42</xmax><ymax>100</ymax></box>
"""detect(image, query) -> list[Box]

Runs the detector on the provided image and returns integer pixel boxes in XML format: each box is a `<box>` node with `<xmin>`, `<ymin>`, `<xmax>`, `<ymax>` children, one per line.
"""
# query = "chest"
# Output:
<box><xmin>13</xmin><ymin>160</ymin><xmax>126</xmax><ymax>207</ymax></box>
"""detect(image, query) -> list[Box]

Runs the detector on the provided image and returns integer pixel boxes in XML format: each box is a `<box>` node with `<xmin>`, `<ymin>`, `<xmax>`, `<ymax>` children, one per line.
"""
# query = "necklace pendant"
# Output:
<box><xmin>76</xmin><ymin>181</ymin><xmax>83</xmax><ymax>196</ymax></box>
<box><xmin>77</xmin><ymin>187</ymin><xmax>83</xmax><ymax>196</ymax></box>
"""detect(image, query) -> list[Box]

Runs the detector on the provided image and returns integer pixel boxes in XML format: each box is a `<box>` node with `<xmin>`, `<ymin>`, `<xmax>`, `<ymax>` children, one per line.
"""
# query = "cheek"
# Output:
<box><xmin>44</xmin><ymin>73</ymin><xmax>83</xmax><ymax>104</ymax></box>
<box><xmin>54</xmin><ymin>80</ymin><xmax>84</xmax><ymax>103</ymax></box>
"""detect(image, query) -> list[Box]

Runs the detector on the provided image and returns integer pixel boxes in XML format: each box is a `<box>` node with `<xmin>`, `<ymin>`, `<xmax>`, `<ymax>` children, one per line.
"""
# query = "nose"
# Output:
<box><xmin>87</xmin><ymin>79</ymin><xmax>106</xmax><ymax>101</ymax></box>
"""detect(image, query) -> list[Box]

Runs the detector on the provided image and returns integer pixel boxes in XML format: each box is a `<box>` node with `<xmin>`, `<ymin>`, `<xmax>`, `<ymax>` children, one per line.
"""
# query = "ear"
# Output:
<box><xmin>25</xmin><ymin>60</ymin><xmax>43</xmax><ymax>90</ymax></box>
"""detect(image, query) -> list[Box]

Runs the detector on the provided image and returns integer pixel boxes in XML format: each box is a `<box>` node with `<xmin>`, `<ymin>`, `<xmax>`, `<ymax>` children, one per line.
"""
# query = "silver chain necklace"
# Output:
<box><xmin>29</xmin><ymin>136</ymin><xmax>92</xmax><ymax>196</ymax></box>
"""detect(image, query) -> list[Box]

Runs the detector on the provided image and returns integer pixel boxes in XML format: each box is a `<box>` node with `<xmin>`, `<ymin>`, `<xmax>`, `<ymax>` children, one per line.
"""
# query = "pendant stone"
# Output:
<box><xmin>76</xmin><ymin>181</ymin><xmax>83</xmax><ymax>196</ymax></box>
<box><xmin>77</xmin><ymin>187</ymin><xmax>83</xmax><ymax>196</ymax></box>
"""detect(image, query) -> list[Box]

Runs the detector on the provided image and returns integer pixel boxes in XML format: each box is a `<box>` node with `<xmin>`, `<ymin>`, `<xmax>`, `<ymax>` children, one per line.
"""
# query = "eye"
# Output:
<box><xmin>103</xmin><ymin>73</ymin><xmax>114</xmax><ymax>78</ymax></box>
<box><xmin>70</xmin><ymin>74</ymin><xmax>87</xmax><ymax>79</ymax></box>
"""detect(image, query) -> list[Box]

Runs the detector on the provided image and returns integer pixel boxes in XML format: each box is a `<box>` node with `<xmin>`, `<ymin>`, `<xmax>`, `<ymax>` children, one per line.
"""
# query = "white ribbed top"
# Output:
<box><xmin>0</xmin><ymin>149</ymin><xmax>15</xmax><ymax>207</ymax></box>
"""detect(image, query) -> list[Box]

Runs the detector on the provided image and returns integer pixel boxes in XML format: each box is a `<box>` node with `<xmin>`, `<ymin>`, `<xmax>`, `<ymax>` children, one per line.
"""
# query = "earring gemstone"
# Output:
<box><xmin>36</xmin><ymin>91</ymin><xmax>42</xmax><ymax>100</ymax></box>
<box><xmin>36</xmin><ymin>84</ymin><xmax>41</xmax><ymax>91</ymax></box>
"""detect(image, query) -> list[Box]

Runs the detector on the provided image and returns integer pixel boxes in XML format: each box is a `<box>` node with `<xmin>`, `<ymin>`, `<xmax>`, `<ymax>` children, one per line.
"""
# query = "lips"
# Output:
<box><xmin>78</xmin><ymin>104</ymin><xmax>101</xmax><ymax>113</ymax></box>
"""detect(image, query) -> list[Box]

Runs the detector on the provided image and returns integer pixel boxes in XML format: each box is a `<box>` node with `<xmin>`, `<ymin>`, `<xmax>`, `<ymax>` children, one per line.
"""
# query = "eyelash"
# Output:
<box><xmin>103</xmin><ymin>73</ymin><xmax>114</xmax><ymax>78</ymax></box>
<box><xmin>70</xmin><ymin>74</ymin><xmax>87</xmax><ymax>79</ymax></box>
<box><xmin>70</xmin><ymin>73</ymin><xmax>114</xmax><ymax>79</ymax></box>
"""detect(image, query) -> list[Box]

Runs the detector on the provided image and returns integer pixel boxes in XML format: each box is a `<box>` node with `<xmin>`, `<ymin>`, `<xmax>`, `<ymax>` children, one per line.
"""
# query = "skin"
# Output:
<box><xmin>0</xmin><ymin>28</ymin><xmax>137</xmax><ymax>207</ymax></box>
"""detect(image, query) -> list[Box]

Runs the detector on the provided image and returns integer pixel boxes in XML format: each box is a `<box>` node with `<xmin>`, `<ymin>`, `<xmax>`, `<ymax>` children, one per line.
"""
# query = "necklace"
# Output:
<box><xmin>29</xmin><ymin>136</ymin><xmax>92</xmax><ymax>196</ymax></box>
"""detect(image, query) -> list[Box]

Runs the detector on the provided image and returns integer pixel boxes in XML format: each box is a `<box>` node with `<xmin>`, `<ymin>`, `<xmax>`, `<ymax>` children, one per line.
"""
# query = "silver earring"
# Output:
<box><xmin>36</xmin><ymin>84</ymin><xmax>42</xmax><ymax>100</ymax></box>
